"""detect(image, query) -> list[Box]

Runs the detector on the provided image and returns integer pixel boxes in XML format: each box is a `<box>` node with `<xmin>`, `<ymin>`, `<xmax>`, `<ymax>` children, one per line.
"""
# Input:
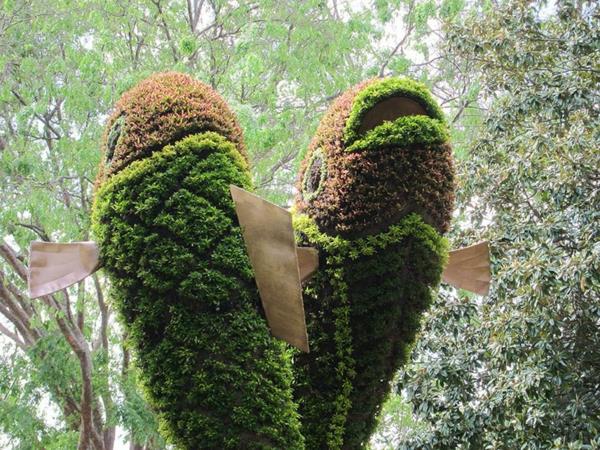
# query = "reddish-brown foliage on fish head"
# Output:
<box><xmin>96</xmin><ymin>71</ymin><xmax>246</xmax><ymax>184</ymax></box>
<box><xmin>295</xmin><ymin>77</ymin><xmax>455</xmax><ymax>237</ymax></box>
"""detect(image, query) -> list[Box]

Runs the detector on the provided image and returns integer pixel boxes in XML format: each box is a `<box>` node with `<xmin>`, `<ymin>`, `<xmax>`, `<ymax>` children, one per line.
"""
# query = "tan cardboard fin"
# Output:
<box><xmin>296</xmin><ymin>247</ymin><xmax>319</xmax><ymax>283</ymax></box>
<box><xmin>28</xmin><ymin>241</ymin><xmax>100</xmax><ymax>298</ymax></box>
<box><xmin>442</xmin><ymin>241</ymin><xmax>491</xmax><ymax>295</ymax></box>
<box><xmin>230</xmin><ymin>185</ymin><xmax>310</xmax><ymax>353</ymax></box>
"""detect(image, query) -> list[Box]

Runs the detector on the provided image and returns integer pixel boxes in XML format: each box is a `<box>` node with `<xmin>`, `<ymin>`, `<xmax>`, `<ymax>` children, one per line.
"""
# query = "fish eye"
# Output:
<box><xmin>302</xmin><ymin>148</ymin><xmax>327</xmax><ymax>200</ymax></box>
<box><xmin>105</xmin><ymin>115</ymin><xmax>125</xmax><ymax>164</ymax></box>
<box><xmin>358</xmin><ymin>96</ymin><xmax>429</xmax><ymax>135</ymax></box>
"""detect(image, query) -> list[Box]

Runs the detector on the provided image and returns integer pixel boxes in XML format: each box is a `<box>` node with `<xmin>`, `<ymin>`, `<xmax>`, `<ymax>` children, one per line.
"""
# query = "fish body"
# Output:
<box><xmin>293</xmin><ymin>78</ymin><xmax>455</xmax><ymax>449</ymax></box>
<box><xmin>91</xmin><ymin>73</ymin><xmax>303</xmax><ymax>449</ymax></box>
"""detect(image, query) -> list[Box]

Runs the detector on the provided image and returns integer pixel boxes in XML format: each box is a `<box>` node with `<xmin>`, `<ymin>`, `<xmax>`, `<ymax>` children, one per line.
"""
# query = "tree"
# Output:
<box><xmin>389</xmin><ymin>1</ymin><xmax>600</xmax><ymax>448</ymax></box>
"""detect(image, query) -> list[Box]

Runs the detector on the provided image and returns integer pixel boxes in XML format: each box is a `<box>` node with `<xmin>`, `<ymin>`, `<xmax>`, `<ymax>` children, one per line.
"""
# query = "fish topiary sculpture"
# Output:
<box><xmin>26</xmin><ymin>73</ymin><xmax>490</xmax><ymax>450</ymax></box>
<box><xmin>292</xmin><ymin>77</ymin><xmax>471</xmax><ymax>449</ymax></box>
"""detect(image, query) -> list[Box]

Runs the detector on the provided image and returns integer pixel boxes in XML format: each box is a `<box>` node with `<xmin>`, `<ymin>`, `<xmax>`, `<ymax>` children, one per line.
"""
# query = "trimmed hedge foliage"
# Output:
<box><xmin>93</xmin><ymin>133</ymin><xmax>303</xmax><ymax>449</ymax></box>
<box><xmin>92</xmin><ymin>72</ymin><xmax>303</xmax><ymax>450</ymax></box>
<box><xmin>96</xmin><ymin>72</ymin><xmax>246</xmax><ymax>183</ymax></box>
<box><xmin>293</xmin><ymin>77</ymin><xmax>454</xmax><ymax>449</ymax></box>
<box><xmin>293</xmin><ymin>213</ymin><xmax>448</xmax><ymax>449</ymax></box>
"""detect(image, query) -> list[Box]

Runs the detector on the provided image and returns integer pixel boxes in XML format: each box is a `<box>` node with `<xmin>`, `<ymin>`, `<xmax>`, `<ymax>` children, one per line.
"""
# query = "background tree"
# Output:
<box><xmin>381</xmin><ymin>1</ymin><xmax>600</xmax><ymax>448</ymax></box>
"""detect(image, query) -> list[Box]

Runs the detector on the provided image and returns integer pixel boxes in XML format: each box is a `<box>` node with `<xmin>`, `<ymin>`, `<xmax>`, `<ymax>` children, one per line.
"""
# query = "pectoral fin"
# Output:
<box><xmin>442</xmin><ymin>241</ymin><xmax>491</xmax><ymax>295</ymax></box>
<box><xmin>230</xmin><ymin>185</ymin><xmax>310</xmax><ymax>352</ymax></box>
<box><xmin>296</xmin><ymin>247</ymin><xmax>319</xmax><ymax>283</ymax></box>
<box><xmin>28</xmin><ymin>241</ymin><xmax>100</xmax><ymax>298</ymax></box>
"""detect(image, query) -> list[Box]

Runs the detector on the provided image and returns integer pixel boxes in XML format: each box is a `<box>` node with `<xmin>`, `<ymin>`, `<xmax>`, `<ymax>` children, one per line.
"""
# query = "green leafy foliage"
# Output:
<box><xmin>391</xmin><ymin>1</ymin><xmax>600</xmax><ymax>448</ymax></box>
<box><xmin>293</xmin><ymin>213</ymin><xmax>448</xmax><ymax>449</ymax></box>
<box><xmin>93</xmin><ymin>133</ymin><xmax>303</xmax><ymax>449</ymax></box>
<box><xmin>292</xmin><ymin>77</ymin><xmax>453</xmax><ymax>449</ymax></box>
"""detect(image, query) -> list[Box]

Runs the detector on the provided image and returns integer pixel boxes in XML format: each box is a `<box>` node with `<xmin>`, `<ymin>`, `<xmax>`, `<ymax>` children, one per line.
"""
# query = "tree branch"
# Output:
<box><xmin>52</xmin><ymin>308</ymin><xmax>105</xmax><ymax>450</ymax></box>
<box><xmin>378</xmin><ymin>2</ymin><xmax>416</xmax><ymax>77</ymax></box>
<box><xmin>187</xmin><ymin>0</ymin><xmax>205</xmax><ymax>33</ymax></box>
<box><xmin>0</xmin><ymin>277</ymin><xmax>37</xmax><ymax>345</ymax></box>
<box><xmin>0</xmin><ymin>242</ymin><xmax>28</xmax><ymax>281</ymax></box>
<box><xmin>76</xmin><ymin>281</ymin><xmax>85</xmax><ymax>332</ymax></box>
<box><xmin>151</xmin><ymin>0</ymin><xmax>179</xmax><ymax>63</ymax></box>
<box><xmin>3</xmin><ymin>275</ymin><xmax>36</xmax><ymax>317</ymax></box>
<box><xmin>0</xmin><ymin>322</ymin><xmax>27</xmax><ymax>350</ymax></box>
<box><xmin>93</xmin><ymin>274</ymin><xmax>109</xmax><ymax>353</ymax></box>
<box><xmin>16</xmin><ymin>222</ymin><xmax>51</xmax><ymax>241</ymax></box>
<box><xmin>10</xmin><ymin>89</ymin><xmax>62</xmax><ymax>139</ymax></box>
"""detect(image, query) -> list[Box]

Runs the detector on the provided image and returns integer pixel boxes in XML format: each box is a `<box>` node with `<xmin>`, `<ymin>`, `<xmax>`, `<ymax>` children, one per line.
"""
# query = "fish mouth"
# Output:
<box><xmin>344</xmin><ymin>114</ymin><xmax>449</xmax><ymax>153</ymax></box>
<box><xmin>357</xmin><ymin>96</ymin><xmax>431</xmax><ymax>135</ymax></box>
<box><xmin>343</xmin><ymin>77</ymin><xmax>446</xmax><ymax>148</ymax></box>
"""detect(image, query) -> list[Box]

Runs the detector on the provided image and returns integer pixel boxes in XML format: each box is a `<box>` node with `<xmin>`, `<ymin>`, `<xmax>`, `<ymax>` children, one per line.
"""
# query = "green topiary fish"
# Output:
<box><xmin>91</xmin><ymin>72</ymin><xmax>305</xmax><ymax>449</ymax></box>
<box><xmin>291</xmin><ymin>77</ymin><xmax>488</xmax><ymax>449</ymax></box>
<box><xmin>30</xmin><ymin>72</ymin><xmax>304</xmax><ymax>450</ymax></box>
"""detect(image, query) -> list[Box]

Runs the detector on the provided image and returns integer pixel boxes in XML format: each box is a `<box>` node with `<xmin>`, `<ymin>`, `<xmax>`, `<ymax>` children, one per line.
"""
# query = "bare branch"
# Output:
<box><xmin>76</xmin><ymin>281</ymin><xmax>85</xmax><ymax>332</ymax></box>
<box><xmin>0</xmin><ymin>322</ymin><xmax>27</xmax><ymax>351</ymax></box>
<box><xmin>16</xmin><ymin>222</ymin><xmax>50</xmax><ymax>241</ymax></box>
<box><xmin>331</xmin><ymin>0</ymin><xmax>340</xmax><ymax>20</ymax></box>
<box><xmin>0</xmin><ymin>275</ymin><xmax>37</xmax><ymax>345</ymax></box>
<box><xmin>378</xmin><ymin>2</ymin><xmax>416</xmax><ymax>77</ymax></box>
<box><xmin>62</xmin><ymin>289</ymin><xmax>76</xmax><ymax>328</ymax></box>
<box><xmin>51</xmin><ymin>308</ymin><xmax>105</xmax><ymax>450</ymax></box>
<box><xmin>0</xmin><ymin>242</ymin><xmax>28</xmax><ymax>282</ymax></box>
<box><xmin>257</xmin><ymin>149</ymin><xmax>297</xmax><ymax>189</ymax></box>
<box><xmin>10</xmin><ymin>89</ymin><xmax>62</xmax><ymax>139</ymax></box>
<box><xmin>1</xmin><ymin>269</ymin><xmax>35</xmax><ymax>317</ymax></box>
<box><xmin>93</xmin><ymin>274</ymin><xmax>109</xmax><ymax>352</ymax></box>
<box><xmin>151</xmin><ymin>0</ymin><xmax>179</xmax><ymax>63</ymax></box>
<box><xmin>0</xmin><ymin>300</ymin><xmax>33</xmax><ymax>344</ymax></box>
<box><xmin>451</xmin><ymin>99</ymin><xmax>472</xmax><ymax>124</ymax></box>
<box><xmin>187</xmin><ymin>0</ymin><xmax>205</xmax><ymax>33</ymax></box>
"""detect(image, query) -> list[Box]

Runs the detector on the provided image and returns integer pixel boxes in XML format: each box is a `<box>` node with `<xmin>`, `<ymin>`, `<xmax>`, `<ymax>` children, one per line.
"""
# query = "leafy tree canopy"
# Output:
<box><xmin>387</xmin><ymin>1</ymin><xmax>600</xmax><ymax>449</ymax></box>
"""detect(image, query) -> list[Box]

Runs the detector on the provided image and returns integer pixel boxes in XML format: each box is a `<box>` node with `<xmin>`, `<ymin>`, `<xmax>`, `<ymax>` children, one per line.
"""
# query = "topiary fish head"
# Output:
<box><xmin>96</xmin><ymin>71</ymin><xmax>247</xmax><ymax>185</ymax></box>
<box><xmin>295</xmin><ymin>77</ymin><xmax>454</xmax><ymax>238</ymax></box>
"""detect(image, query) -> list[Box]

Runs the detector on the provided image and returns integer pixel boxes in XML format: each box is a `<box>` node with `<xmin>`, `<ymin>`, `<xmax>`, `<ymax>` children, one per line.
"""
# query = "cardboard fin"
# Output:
<box><xmin>230</xmin><ymin>185</ymin><xmax>310</xmax><ymax>353</ymax></box>
<box><xmin>442</xmin><ymin>241</ymin><xmax>491</xmax><ymax>295</ymax></box>
<box><xmin>296</xmin><ymin>247</ymin><xmax>319</xmax><ymax>283</ymax></box>
<box><xmin>28</xmin><ymin>241</ymin><xmax>100</xmax><ymax>298</ymax></box>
